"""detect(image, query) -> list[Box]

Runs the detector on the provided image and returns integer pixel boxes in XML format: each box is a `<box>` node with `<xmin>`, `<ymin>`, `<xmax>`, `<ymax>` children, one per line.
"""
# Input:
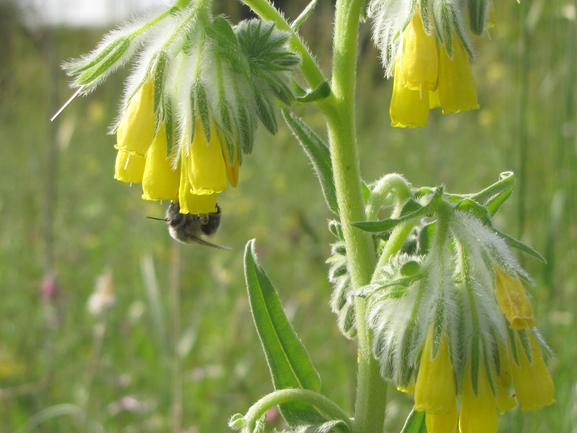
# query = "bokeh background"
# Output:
<box><xmin>0</xmin><ymin>0</ymin><xmax>575</xmax><ymax>432</ymax></box>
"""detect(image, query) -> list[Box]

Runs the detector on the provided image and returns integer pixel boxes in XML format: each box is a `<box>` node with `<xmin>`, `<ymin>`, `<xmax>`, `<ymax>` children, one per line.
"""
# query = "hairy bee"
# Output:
<box><xmin>149</xmin><ymin>202</ymin><xmax>230</xmax><ymax>250</ymax></box>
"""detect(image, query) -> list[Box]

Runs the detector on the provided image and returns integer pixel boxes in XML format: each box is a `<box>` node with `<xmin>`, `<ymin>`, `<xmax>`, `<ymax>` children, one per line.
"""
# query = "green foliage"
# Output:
<box><xmin>244</xmin><ymin>240</ymin><xmax>323</xmax><ymax>426</ymax></box>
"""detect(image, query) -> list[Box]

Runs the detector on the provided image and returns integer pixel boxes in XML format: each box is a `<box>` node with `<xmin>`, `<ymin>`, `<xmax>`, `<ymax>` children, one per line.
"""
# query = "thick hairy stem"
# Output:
<box><xmin>320</xmin><ymin>0</ymin><xmax>388</xmax><ymax>431</ymax></box>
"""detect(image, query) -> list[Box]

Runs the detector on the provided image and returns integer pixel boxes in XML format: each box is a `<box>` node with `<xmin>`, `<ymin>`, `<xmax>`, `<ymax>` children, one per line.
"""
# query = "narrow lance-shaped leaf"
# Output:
<box><xmin>353</xmin><ymin>187</ymin><xmax>443</xmax><ymax>233</ymax></box>
<box><xmin>494</xmin><ymin>229</ymin><xmax>546</xmax><ymax>263</ymax></box>
<box><xmin>282</xmin><ymin>109</ymin><xmax>339</xmax><ymax>214</ymax></box>
<box><xmin>400</xmin><ymin>408</ymin><xmax>427</xmax><ymax>433</ymax></box>
<box><xmin>244</xmin><ymin>240</ymin><xmax>323</xmax><ymax>426</ymax></box>
<box><xmin>469</xmin><ymin>171</ymin><xmax>514</xmax><ymax>216</ymax></box>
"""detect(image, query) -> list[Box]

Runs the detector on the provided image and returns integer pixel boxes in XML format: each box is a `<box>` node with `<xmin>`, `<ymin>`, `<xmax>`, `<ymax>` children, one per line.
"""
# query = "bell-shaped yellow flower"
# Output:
<box><xmin>184</xmin><ymin>119</ymin><xmax>228</xmax><ymax>196</ymax></box>
<box><xmin>116</xmin><ymin>79</ymin><xmax>156</xmax><ymax>156</ymax></box>
<box><xmin>459</xmin><ymin>364</ymin><xmax>498</xmax><ymax>433</ymax></box>
<box><xmin>398</xmin><ymin>12</ymin><xmax>438</xmax><ymax>92</ymax></box>
<box><xmin>390</xmin><ymin>62</ymin><xmax>430</xmax><ymax>128</ymax></box>
<box><xmin>511</xmin><ymin>332</ymin><xmax>555</xmax><ymax>411</ymax></box>
<box><xmin>178</xmin><ymin>137</ymin><xmax>219</xmax><ymax>215</ymax></box>
<box><xmin>425</xmin><ymin>405</ymin><xmax>458</xmax><ymax>433</ymax></box>
<box><xmin>495</xmin><ymin>267</ymin><xmax>537</xmax><ymax>330</ymax></box>
<box><xmin>437</xmin><ymin>37</ymin><xmax>480</xmax><ymax>114</ymax></box>
<box><xmin>114</xmin><ymin>147</ymin><xmax>145</xmax><ymax>183</ymax></box>
<box><xmin>415</xmin><ymin>329</ymin><xmax>457</xmax><ymax>414</ymax></box>
<box><xmin>142</xmin><ymin>123</ymin><xmax>180</xmax><ymax>202</ymax></box>
<box><xmin>495</xmin><ymin>343</ymin><xmax>517</xmax><ymax>414</ymax></box>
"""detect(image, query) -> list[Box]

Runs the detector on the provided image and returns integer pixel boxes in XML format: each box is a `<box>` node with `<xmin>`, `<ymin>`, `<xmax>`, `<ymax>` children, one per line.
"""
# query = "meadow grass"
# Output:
<box><xmin>0</xmin><ymin>1</ymin><xmax>575</xmax><ymax>432</ymax></box>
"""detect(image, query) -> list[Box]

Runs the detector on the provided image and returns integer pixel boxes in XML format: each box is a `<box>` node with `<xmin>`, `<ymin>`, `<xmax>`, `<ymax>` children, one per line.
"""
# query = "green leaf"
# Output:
<box><xmin>153</xmin><ymin>51</ymin><xmax>167</xmax><ymax>113</ymax></box>
<box><xmin>467</xmin><ymin>0</ymin><xmax>489</xmax><ymax>35</ymax></box>
<box><xmin>470</xmin><ymin>171</ymin><xmax>514</xmax><ymax>216</ymax></box>
<box><xmin>255</xmin><ymin>92</ymin><xmax>278</xmax><ymax>134</ymax></box>
<box><xmin>353</xmin><ymin>188</ymin><xmax>443</xmax><ymax>233</ymax></box>
<box><xmin>296</xmin><ymin>81</ymin><xmax>331</xmax><ymax>103</ymax></box>
<box><xmin>456</xmin><ymin>198</ymin><xmax>492</xmax><ymax>226</ymax></box>
<box><xmin>494</xmin><ymin>229</ymin><xmax>546</xmax><ymax>263</ymax></box>
<box><xmin>417</xmin><ymin>221</ymin><xmax>436</xmax><ymax>256</ymax></box>
<box><xmin>195</xmin><ymin>83</ymin><xmax>211</xmax><ymax>142</ymax></box>
<box><xmin>282</xmin><ymin>109</ymin><xmax>339</xmax><ymax>214</ymax></box>
<box><xmin>244</xmin><ymin>240</ymin><xmax>323</xmax><ymax>426</ymax></box>
<box><xmin>292</xmin><ymin>0</ymin><xmax>319</xmax><ymax>30</ymax></box>
<box><xmin>400</xmin><ymin>408</ymin><xmax>427</xmax><ymax>433</ymax></box>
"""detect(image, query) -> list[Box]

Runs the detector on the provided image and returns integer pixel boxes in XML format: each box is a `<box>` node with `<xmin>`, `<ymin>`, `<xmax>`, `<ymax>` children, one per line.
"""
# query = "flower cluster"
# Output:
<box><xmin>64</xmin><ymin>2</ymin><xmax>299</xmax><ymax>214</ymax></box>
<box><xmin>368</xmin><ymin>0</ymin><xmax>495</xmax><ymax>127</ymax></box>
<box><xmin>365</xmin><ymin>192</ymin><xmax>554</xmax><ymax>432</ymax></box>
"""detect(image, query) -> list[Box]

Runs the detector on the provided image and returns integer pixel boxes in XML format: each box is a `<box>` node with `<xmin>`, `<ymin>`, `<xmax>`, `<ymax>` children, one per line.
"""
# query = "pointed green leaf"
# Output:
<box><xmin>456</xmin><ymin>198</ymin><xmax>492</xmax><ymax>226</ymax></box>
<box><xmin>244</xmin><ymin>240</ymin><xmax>323</xmax><ymax>426</ymax></box>
<box><xmin>153</xmin><ymin>51</ymin><xmax>167</xmax><ymax>113</ymax></box>
<box><xmin>468</xmin><ymin>0</ymin><xmax>489</xmax><ymax>35</ymax></box>
<box><xmin>494</xmin><ymin>229</ymin><xmax>546</xmax><ymax>263</ymax></box>
<box><xmin>400</xmin><ymin>408</ymin><xmax>427</xmax><ymax>433</ymax></box>
<box><xmin>195</xmin><ymin>83</ymin><xmax>211</xmax><ymax>142</ymax></box>
<box><xmin>353</xmin><ymin>188</ymin><xmax>443</xmax><ymax>233</ymax></box>
<box><xmin>296</xmin><ymin>81</ymin><xmax>331</xmax><ymax>103</ymax></box>
<box><xmin>470</xmin><ymin>171</ymin><xmax>514</xmax><ymax>216</ymax></box>
<box><xmin>282</xmin><ymin>109</ymin><xmax>338</xmax><ymax>214</ymax></box>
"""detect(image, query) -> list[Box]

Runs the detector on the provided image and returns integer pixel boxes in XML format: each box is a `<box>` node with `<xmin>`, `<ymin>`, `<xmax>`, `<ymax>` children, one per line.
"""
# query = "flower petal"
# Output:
<box><xmin>114</xmin><ymin>147</ymin><xmax>145</xmax><ymax>183</ymax></box>
<box><xmin>390</xmin><ymin>62</ymin><xmax>430</xmax><ymax>128</ymax></box>
<box><xmin>511</xmin><ymin>332</ymin><xmax>555</xmax><ymax>411</ymax></box>
<box><xmin>117</xmin><ymin>78</ymin><xmax>156</xmax><ymax>156</ymax></box>
<box><xmin>495</xmin><ymin>267</ymin><xmax>536</xmax><ymax>330</ymax></box>
<box><xmin>459</xmin><ymin>363</ymin><xmax>498</xmax><ymax>433</ymax></box>
<box><xmin>437</xmin><ymin>38</ymin><xmax>479</xmax><ymax>114</ymax></box>
<box><xmin>398</xmin><ymin>12</ymin><xmax>438</xmax><ymax>92</ymax></box>
<box><xmin>415</xmin><ymin>330</ymin><xmax>456</xmax><ymax>414</ymax></box>
<box><xmin>185</xmin><ymin>119</ymin><xmax>228</xmax><ymax>195</ymax></box>
<box><xmin>142</xmin><ymin>123</ymin><xmax>180</xmax><ymax>201</ymax></box>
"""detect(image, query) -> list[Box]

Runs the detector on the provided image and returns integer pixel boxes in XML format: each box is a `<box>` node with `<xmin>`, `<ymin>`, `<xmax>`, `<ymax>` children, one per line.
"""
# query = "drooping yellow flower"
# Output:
<box><xmin>389</xmin><ymin>12</ymin><xmax>436</xmax><ymax>128</ymax></box>
<box><xmin>389</xmin><ymin>12</ymin><xmax>480</xmax><ymax>127</ymax></box>
<box><xmin>459</xmin><ymin>363</ymin><xmax>498</xmax><ymax>433</ymax></box>
<box><xmin>114</xmin><ymin>147</ymin><xmax>145</xmax><ymax>183</ymax></box>
<box><xmin>436</xmin><ymin>36</ymin><xmax>480</xmax><ymax>114</ymax></box>
<box><xmin>398</xmin><ymin>13</ymin><xmax>438</xmax><ymax>92</ymax></box>
<box><xmin>116</xmin><ymin>79</ymin><xmax>156</xmax><ymax>156</ymax></box>
<box><xmin>495</xmin><ymin>343</ymin><xmax>517</xmax><ymax>414</ymax></box>
<box><xmin>415</xmin><ymin>329</ymin><xmax>457</xmax><ymax>414</ymax></box>
<box><xmin>510</xmin><ymin>332</ymin><xmax>555</xmax><ymax>411</ymax></box>
<box><xmin>142</xmin><ymin>122</ymin><xmax>180</xmax><ymax>202</ymax></box>
<box><xmin>185</xmin><ymin>119</ymin><xmax>228</xmax><ymax>196</ymax></box>
<box><xmin>495</xmin><ymin>267</ymin><xmax>537</xmax><ymax>329</ymax></box>
<box><xmin>390</xmin><ymin>61</ymin><xmax>430</xmax><ymax>128</ymax></box>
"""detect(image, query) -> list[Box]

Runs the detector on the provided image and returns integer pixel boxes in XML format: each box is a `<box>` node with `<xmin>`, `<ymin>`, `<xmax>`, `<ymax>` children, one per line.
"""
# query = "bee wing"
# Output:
<box><xmin>189</xmin><ymin>235</ymin><xmax>232</xmax><ymax>251</ymax></box>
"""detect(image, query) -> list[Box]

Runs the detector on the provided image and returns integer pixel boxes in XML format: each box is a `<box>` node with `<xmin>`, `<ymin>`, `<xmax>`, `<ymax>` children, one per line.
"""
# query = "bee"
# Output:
<box><xmin>149</xmin><ymin>201</ymin><xmax>230</xmax><ymax>250</ymax></box>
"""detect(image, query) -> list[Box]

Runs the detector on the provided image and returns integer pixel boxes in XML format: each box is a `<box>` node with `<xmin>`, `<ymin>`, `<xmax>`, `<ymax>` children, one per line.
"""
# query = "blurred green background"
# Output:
<box><xmin>0</xmin><ymin>0</ymin><xmax>575</xmax><ymax>432</ymax></box>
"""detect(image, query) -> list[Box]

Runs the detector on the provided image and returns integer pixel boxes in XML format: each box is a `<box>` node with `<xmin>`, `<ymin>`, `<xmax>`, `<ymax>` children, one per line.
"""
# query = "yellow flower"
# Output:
<box><xmin>494</xmin><ymin>267</ymin><xmax>537</xmax><ymax>330</ymax></box>
<box><xmin>142</xmin><ymin>122</ymin><xmax>180</xmax><ymax>202</ymax></box>
<box><xmin>495</xmin><ymin>343</ymin><xmax>517</xmax><ymax>414</ymax></box>
<box><xmin>415</xmin><ymin>329</ymin><xmax>456</xmax><ymax>414</ymax></box>
<box><xmin>185</xmin><ymin>118</ymin><xmax>228</xmax><ymax>196</ymax></box>
<box><xmin>436</xmin><ymin>36</ymin><xmax>479</xmax><ymax>114</ymax></box>
<box><xmin>459</xmin><ymin>364</ymin><xmax>498</xmax><ymax>433</ymax></box>
<box><xmin>389</xmin><ymin>12</ymin><xmax>435</xmax><ymax>128</ymax></box>
<box><xmin>116</xmin><ymin>79</ymin><xmax>156</xmax><ymax>156</ymax></box>
<box><xmin>389</xmin><ymin>12</ymin><xmax>480</xmax><ymax>127</ymax></box>
<box><xmin>398</xmin><ymin>13</ymin><xmax>438</xmax><ymax>92</ymax></box>
<box><xmin>510</xmin><ymin>332</ymin><xmax>555</xmax><ymax>411</ymax></box>
<box><xmin>114</xmin><ymin>147</ymin><xmax>145</xmax><ymax>183</ymax></box>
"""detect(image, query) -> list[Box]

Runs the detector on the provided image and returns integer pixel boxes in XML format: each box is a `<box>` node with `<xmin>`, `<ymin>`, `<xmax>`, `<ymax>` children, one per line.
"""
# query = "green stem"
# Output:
<box><xmin>239</xmin><ymin>0</ymin><xmax>325</xmax><ymax>89</ymax></box>
<box><xmin>242</xmin><ymin>389</ymin><xmax>353</xmax><ymax>432</ymax></box>
<box><xmin>321</xmin><ymin>0</ymin><xmax>387</xmax><ymax>432</ymax></box>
